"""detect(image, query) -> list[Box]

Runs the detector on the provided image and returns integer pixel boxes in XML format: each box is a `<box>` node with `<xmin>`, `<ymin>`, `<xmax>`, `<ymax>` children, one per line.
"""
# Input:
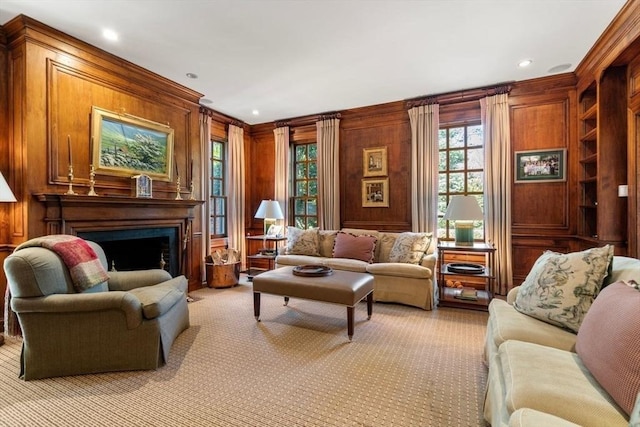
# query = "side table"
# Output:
<box><xmin>437</xmin><ymin>241</ymin><xmax>495</xmax><ymax>311</ymax></box>
<box><xmin>245</xmin><ymin>235</ymin><xmax>287</xmax><ymax>281</ymax></box>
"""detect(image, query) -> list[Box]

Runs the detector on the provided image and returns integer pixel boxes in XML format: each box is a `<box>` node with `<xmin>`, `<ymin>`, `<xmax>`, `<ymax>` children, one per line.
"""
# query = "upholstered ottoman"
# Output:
<box><xmin>252</xmin><ymin>266</ymin><xmax>374</xmax><ymax>340</ymax></box>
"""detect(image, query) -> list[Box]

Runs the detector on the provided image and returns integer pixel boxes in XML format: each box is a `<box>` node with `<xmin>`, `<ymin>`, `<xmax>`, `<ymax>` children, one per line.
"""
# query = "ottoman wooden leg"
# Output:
<box><xmin>253</xmin><ymin>292</ymin><xmax>261</xmax><ymax>321</ymax></box>
<box><xmin>367</xmin><ymin>292</ymin><xmax>373</xmax><ymax>320</ymax></box>
<box><xmin>284</xmin><ymin>296</ymin><xmax>289</xmax><ymax>306</ymax></box>
<box><xmin>347</xmin><ymin>306</ymin><xmax>354</xmax><ymax>341</ymax></box>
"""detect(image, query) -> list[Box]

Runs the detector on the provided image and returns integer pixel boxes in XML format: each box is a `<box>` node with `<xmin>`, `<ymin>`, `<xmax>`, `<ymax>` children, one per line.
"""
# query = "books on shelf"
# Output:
<box><xmin>454</xmin><ymin>287</ymin><xmax>478</xmax><ymax>301</ymax></box>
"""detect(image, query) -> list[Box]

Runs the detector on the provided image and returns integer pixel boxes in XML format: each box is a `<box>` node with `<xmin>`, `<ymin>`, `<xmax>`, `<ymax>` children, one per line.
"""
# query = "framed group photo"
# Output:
<box><xmin>514</xmin><ymin>148</ymin><xmax>566</xmax><ymax>183</ymax></box>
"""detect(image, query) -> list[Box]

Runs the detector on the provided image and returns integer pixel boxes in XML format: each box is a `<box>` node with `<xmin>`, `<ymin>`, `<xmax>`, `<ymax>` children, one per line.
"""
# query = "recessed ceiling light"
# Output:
<box><xmin>252</xmin><ymin>109</ymin><xmax>260</xmax><ymax>116</ymax></box>
<box><xmin>548</xmin><ymin>63</ymin><xmax>572</xmax><ymax>74</ymax></box>
<box><xmin>518</xmin><ymin>59</ymin><xmax>533</xmax><ymax>68</ymax></box>
<box><xmin>201</xmin><ymin>98</ymin><xmax>213</xmax><ymax>104</ymax></box>
<box><xmin>186</xmin><ymin>73</ymin><xmax>198</xmax><ymax>79</ymax></box>
<box><xmin>102</xmin><ymin>28</ymin><xmax>119</xmax><ymax>42</ymax></box>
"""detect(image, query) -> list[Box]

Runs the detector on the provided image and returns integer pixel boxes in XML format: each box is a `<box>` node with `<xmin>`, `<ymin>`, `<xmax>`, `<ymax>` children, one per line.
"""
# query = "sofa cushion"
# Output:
<box><xmin>332</xmin><ymin>231</ymin><xmax>377</xmax><ymax>263</ymax></box>
<box><xmin>128</xmin><ymin>282</ymin><xmax>185</xmax><ymax>320</ymax></box>
<box><xmin>318</xmin><ymin>230</ymin><xmax>338</xmax><ymax>258</ymax></box>
<box><xmin>324</xmin><ymin>257</ymin><xmax>369</xmax><ymax>273</ymax></box>
<box><xmin>377</xmin><ymin>233</ymin><xmax>398</xmax><ymax>263</ymax></box>
<box><xmin>388</xmin><ymin>232</ymin><xmax>432</xmax><ymax>264</ymax></box>
<box><xmin>499</xmin><ymin>340</ymin><xmax>628</xmax><ymax>426</ymax></box>
<box><xmin>284</xmin><ymin>227</ymin><xmax>320</xmax><ymax>256</ymax></box>
<box><xmin>275</xmin><ymin>254</ymin><xmax>326</xmax><ymax>267</ymax></box>
<box><xmin>508</xmin><ymin>408</ymin><xmax>582</xmax><ymax>427</ymax></box>
<box><xmin>575</xmin><ymin>281</ymin><xmax>640</xmax><ymax>415</ymax></box>
<box><xmin>486</xmin><ymin>298</ymin><xmax>577</xmax><ymax>359</ymax></box>
<box><xmin>366</xmin><ymin>262</ymin><xmax>431</xmax><ymax>279</ymax></box>
<box><xmin>513</xmin><ymin>245</ymin><xmax>613</xmax><ymax>332</ymax></box>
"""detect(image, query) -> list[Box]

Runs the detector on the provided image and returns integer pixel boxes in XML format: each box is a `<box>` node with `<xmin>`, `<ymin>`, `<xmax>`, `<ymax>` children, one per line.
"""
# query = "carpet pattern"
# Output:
<box><xmin>0</xmin><ymin>277</ymin><xmax>489</xmax><ymax>426</ymax></box>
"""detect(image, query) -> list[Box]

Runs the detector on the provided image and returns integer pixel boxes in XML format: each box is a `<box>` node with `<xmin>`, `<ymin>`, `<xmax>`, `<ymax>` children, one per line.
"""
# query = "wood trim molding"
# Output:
<box><xmin>406</xmin><ymin>82</ymin><xmax>513</xmax><ymax>108</ymax></box>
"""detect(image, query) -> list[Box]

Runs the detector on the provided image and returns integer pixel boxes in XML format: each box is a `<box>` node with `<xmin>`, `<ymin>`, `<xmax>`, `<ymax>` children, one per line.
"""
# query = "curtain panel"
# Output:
<box><xmin>408</xmin><ymin>104</ymin><xmax>440</xmax><ymax>234</ymax></box>
<box><xmin>481</xmin><ymin>93</ymin><xmax>512</xmax><ymax>295</ymax></box>
<box><xmin>273</xmin><ymin>127</ymin><xmax>290</xmax><ymax>223</ymax></box>
<box><xmin>316</xmin><ymin>118</ymin><xmax>340</xmax><ymax>229</ymax></box>
<box><xmin>199</xmin><ymin>113</ymin><xmax>212</xmax><ymax>275</ymax></box>
<box><xmin>227</xmin><ymin>124</ymin><xmax>246</xmax><ymax>268</ymax></box>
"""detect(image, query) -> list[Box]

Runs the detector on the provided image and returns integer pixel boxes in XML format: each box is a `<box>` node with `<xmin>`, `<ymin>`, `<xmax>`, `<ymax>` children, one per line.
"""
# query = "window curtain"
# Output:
<box><xmin>481</xmin><ymin>93</ymin><xmax>512</xmax><ymax>295</ymax></box>
<box><xmin>200</xmin><ymin>113</ymin><xmax>212</xmax><ymax>277</ymax></box>
<box><xmin>316</xmin><ymin>118</ymin><xmax>340</xmax><ymax>229</ymax></box>
<box><xmin>273</xmin><ymin>126</ymin><xmax>290</xmax><ymax>225</ymax></box>
<box><xmin>408</xmin><ymin>104</ymin><xmax>440</xmax><ymax>233</ymax></box>
<box><xmin>227</xmin><ymin>124</ymin><xmax>246</xmax><ymax>269</ymax></box>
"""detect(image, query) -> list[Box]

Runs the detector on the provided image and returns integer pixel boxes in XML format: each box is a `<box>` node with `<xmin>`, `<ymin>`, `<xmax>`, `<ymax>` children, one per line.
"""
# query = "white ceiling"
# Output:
<box><xmin>0</xmin><ymin>0</ymin><xmax>627</xmax><ymax>125</ymax></box>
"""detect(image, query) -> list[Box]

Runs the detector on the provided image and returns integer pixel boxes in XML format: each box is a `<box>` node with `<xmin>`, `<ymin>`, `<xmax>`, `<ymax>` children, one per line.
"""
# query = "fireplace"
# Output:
<box><xmin>36</xmin><ymin>194</ymin><xmax>202</xmax><ymax>283</ymax></box>
<box><xmin>77</xmin><ymin>227</ymin><xmax>179</xmax><ymax>277</ymax></box>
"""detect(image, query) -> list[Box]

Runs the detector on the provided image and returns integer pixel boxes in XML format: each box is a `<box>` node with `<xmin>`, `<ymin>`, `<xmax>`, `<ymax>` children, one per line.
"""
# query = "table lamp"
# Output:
<box><xmin>0</xmin><ymin>171</ymin><xmax>17</xmax><ymax>346</ymax></box>
<box><xmin>254</xmin><ymin>200</ymin><xmax>284</xmax><ymax>247</ymax></box>
<box><xmin>443</xmin><ymin>195</ymin><xmax>483</xmax><ymax>246</ymax></box>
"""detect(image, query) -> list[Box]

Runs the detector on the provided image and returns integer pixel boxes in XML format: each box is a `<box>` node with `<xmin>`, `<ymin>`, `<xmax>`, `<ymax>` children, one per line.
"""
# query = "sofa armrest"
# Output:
<box><xmin>420</xmin><ymin>253</ymin><xmax>436</xmax><ymax>272</ymax></box>
<box><xmin>506</xmin><ymin>285</ymin><xmax>521</xmax><ymax>305</ymax></box>
<box><xmin>108</xmin><ymin>269</ymin><xmax>173</xmax><ymax>291</ymax></box>
<box><xmin>11</xmin><ymin>292</ymin><xmax>143</xmax><ymax>329</ymax></box>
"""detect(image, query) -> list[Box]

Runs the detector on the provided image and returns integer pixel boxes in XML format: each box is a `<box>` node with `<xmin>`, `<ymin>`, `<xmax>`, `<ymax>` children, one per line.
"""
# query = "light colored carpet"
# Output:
<box><xmin>0</xmin><ymin>276</ymin><xmax>489</xmax><ymax>426</ymax></box>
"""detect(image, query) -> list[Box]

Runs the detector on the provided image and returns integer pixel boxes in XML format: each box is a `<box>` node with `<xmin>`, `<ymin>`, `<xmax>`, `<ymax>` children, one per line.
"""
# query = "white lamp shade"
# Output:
<box><xmin>443</xmin><ymin>195</ymin><xmax>483</xmax><ymax>221</ymax></box>
<box><xmin>0</xmin><ymin>172</ymin><xmax>16</xmax><ymax>202</ymax></box>
<box><xmin>255</xmin><ymin>200</ymin><xmax>284</xmax><ymax>220</ymax></box>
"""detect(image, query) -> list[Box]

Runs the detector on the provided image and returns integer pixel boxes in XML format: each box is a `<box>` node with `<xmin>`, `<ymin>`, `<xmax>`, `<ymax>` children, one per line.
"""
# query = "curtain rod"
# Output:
<box><xmin>406</xmin><ymin>81</ymin><xmax>514</xmax><ymax>108</ymax></box>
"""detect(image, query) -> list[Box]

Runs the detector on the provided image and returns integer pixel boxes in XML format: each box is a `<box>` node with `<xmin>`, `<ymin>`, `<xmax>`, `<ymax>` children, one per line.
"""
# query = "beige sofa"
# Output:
<box><xmin>483</xmin><ymin>255</ymin><xmax>640</xmax><ymax>427</ymax></box>
<box><xmin>275</xmin><ymin>228</ymin><xmax>437</xmax><ymax>310</ymax></box>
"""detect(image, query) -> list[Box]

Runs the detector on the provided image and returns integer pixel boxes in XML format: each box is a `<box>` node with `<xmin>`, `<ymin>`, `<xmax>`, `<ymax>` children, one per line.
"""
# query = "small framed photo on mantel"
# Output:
<box><xmin>132</xmin><ymin>174</ymin><xmax>153</xmax><ymax>198</ymax></box>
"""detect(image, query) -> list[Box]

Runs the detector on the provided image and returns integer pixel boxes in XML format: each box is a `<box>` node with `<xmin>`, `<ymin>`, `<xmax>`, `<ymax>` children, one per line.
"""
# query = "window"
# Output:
<box><xmin>291</xmin><ymin>142</ymin><xmax>318</xmax><ymax>229</ymax></box>
<box><xmin>438</xmin><ymin>124</ymin><xmax>484</xmax><ymax>241</ymax></box>
<box><xmin>210</xmin><ymin>139</ymin><xmax>226</xmax><ymax>237</ymax></box>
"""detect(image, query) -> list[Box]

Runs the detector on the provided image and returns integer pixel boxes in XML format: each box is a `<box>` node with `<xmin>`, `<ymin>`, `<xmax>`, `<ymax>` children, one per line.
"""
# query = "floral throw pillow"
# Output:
<box><xmin>514</xmin><ymin>245</ymin><xmax>614</xmax><ymax>333</ymax></box>
<box><xmin>388</xmin><ymin>232</ymin><xmax>433</xmax><ymax>265</ymax></box>
<box><xmin>284</xmin><ymin>227</ymin><xmax>319</xmax><ymax>256</ymax></box>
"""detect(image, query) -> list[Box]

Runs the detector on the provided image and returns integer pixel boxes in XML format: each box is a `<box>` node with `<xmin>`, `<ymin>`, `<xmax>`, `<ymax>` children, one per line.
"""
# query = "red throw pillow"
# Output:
<box><xmin>575</xmin><ymin>281</ymin><xmax>640</xmax><ymax>415</ymax></box>
<box><xmin>332</xmin><ymin>232</ymin><xmax>377</xmax><ymax>263</ymax></box>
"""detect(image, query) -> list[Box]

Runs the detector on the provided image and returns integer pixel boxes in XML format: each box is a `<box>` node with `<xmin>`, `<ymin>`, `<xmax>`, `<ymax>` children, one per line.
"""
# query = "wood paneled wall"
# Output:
<box><xmin>0</xmin><ymin>16</ymin><xmax>205</xmax><ymax>292</ymax></box>
<box><xmin>2</xmin><ymin>1</ymin><xmax>640</xmax><ymax>303</ymax></box>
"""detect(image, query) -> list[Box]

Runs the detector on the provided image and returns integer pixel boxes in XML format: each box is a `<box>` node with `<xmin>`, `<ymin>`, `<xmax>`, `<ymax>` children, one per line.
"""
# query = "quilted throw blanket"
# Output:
<box><xmin>16</xmin><ymin>235</ymin><xmax>109</xmax><ymax>292</ymax></box>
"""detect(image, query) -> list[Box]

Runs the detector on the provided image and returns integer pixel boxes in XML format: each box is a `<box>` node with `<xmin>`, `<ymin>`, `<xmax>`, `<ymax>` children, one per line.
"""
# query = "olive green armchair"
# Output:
<box><xmin>3</xmin><ymin>238</ymin><xmax>190</xmax><ymax>380</ymax></box>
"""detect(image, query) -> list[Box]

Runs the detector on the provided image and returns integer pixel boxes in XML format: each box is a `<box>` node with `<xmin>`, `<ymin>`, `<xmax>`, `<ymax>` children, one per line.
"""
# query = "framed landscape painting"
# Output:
<box><xmin>514</xmin><ymin>148</ymin><xmax>566</xmax><ymax>183</ymax></box>
<box><xmin>91</xmin><ymin>106</ymin><xmax>174</xmax><ymax>181</ymax></box>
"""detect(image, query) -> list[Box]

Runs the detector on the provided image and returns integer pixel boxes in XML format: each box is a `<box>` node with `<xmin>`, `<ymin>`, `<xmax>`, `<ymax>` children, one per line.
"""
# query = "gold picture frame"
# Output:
<box><xmin>91</xmin><ymin>106</ymin><xmax>175</xmax><ymax>181</ymax></box>
<box><xmin>363</xmin><ymin>146</ymin><xmax>388</xmax><ymax>177</ymax></box>
<box><xmin>362</xmin><ymin>178</ymin><xmax>389</xmax><ymax>207</ymax></box>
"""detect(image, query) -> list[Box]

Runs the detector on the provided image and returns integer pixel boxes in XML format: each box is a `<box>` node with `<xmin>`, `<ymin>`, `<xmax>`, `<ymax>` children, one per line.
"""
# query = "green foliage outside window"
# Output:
<box><xmin>438</xmin><ymin>124</ymin><xmax>484</xmax><ymax>240</ymax></box>
<box><xmin>292</xmin><ymin>143</ymin><xmax>318</xmax><ymax>229</ymax></box>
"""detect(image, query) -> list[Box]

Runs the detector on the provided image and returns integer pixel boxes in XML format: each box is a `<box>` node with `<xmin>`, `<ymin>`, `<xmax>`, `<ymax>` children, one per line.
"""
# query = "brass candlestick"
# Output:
<box><xmin>189</xmin><ymin>180</ymin><xmax>195</xmax><ymax>200</ymax></box>
<box><xmin>88</xmin><ymin>164</ymin><xmax>98</xmax><ymax>196</ymax></box>
<box><xmin>65</xmin><ymin>164</ymin><xmax>77</xmax><ymax>195</ymax></box>
<box><xmin>175</xmin><ymin>175</ymin><xmax>183</xmax><ymax>200</ymax></box>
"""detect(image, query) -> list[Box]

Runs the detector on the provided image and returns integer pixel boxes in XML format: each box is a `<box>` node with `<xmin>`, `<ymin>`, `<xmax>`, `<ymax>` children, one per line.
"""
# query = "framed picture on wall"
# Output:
<box><xmin>362</xmin><ymin>178</ymin><xmax>389</xmax><ymax>207</ymax></box>
<box><xmin>91</xmin><ymin>106</ymin><xmax>175</xmax><ymax>181</ymax></box>
<box><xmin>514</xmin><ymin>148</ymin><xmax>566</xmax><ymax>183</ymax></box>
<box><xmin>363</xmin><ymin>147</ymin><xmax>388</xmax><ymax>177</ymax></box>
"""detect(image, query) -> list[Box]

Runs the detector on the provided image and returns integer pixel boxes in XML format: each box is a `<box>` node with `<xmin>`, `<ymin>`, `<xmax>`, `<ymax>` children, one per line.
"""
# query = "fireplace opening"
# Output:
<box><xmin>78</xmin><ymin>227</ymin><xmax>180</xmax><ymax>277</ymax></box>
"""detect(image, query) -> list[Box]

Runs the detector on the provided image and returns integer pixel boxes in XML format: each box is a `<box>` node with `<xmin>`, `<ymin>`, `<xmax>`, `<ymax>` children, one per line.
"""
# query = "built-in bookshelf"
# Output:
<box><xmin>577</xmin><ymin>66</ymin><xmax>628</xmax><ymax>249</ymax></box>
